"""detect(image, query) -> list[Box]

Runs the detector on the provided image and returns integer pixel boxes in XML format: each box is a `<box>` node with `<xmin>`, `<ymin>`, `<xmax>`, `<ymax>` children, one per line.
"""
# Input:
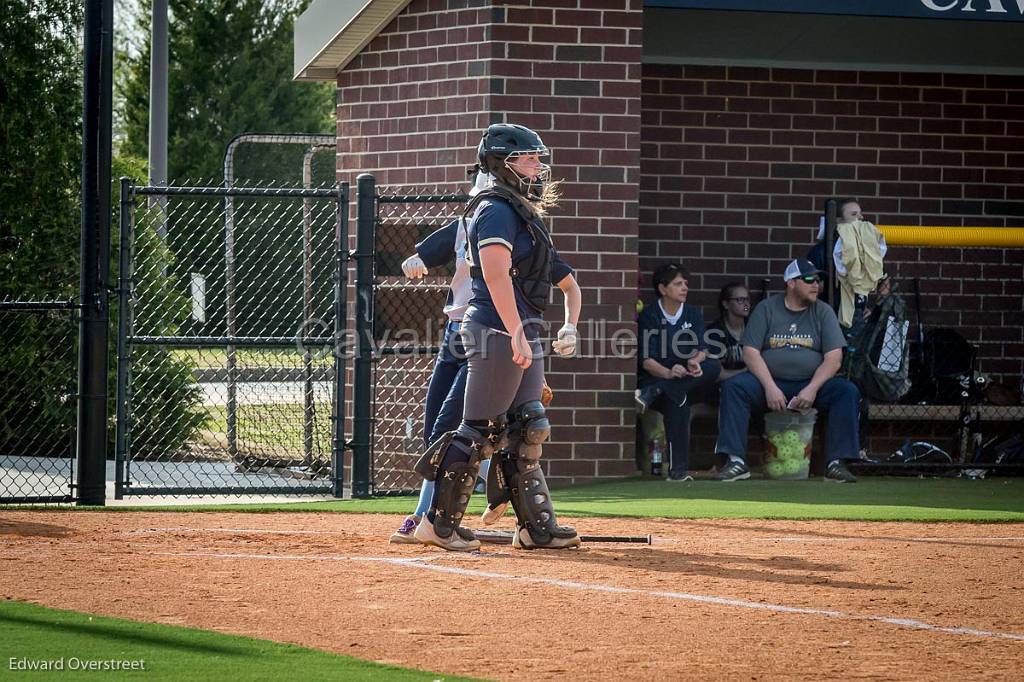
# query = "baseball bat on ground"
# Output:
<box><xmin>471</xmin><ymin>528</ymin><xmax>651</xmax><ymax>545</ymax></box>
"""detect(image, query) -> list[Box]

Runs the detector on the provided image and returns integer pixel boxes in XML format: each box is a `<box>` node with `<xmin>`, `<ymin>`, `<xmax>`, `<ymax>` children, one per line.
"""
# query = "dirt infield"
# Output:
<box><xmin>2</xmin><ymin>511</ymin><xmax>1023</xmax><ymax>680</ymax></box>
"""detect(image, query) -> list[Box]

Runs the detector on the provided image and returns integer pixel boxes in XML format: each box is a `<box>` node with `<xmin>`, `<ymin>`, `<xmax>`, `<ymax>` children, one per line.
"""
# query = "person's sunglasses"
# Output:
<box><xmin>728</xmin><ymin>297</ymin><xmax>750</xmax><ymax>303</ymax></box>
<box><xmin>800</xmin><ymin>275</ymin><xmax>821</xmax><ymax>284</ymax></box>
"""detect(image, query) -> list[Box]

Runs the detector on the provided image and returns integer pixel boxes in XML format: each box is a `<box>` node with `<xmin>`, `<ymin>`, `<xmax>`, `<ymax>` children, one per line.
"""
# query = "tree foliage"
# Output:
<box><xmin>0</xmin><ymin>1</ymin><xmax>83</xmax><ymax>457</ymax></box>
<box><xmin>120</xmin><ymin>0</ymin><xmax>333</xmax><ymax>184</ymax></box>
<box><xmin>0</xmin><ymin>0</ymin><xmax>83</xmax><ymax>299</ymax></box>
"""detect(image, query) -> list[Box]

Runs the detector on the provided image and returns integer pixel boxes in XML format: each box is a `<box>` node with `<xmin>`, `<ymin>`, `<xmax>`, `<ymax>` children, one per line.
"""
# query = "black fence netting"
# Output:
<box><xmin>368</xmin><ymin>184</ymin><xmax>468</xmax><ymax>494</ymax></box>
<box><xmin>0</xmin><ymin>303</ymin><xmax>78</xmax><ymax>503</ymax></box>
<box><xmin>116</xmin><ymin>183</ymin><xmax>344</xmax><ymax>497</ymax></box>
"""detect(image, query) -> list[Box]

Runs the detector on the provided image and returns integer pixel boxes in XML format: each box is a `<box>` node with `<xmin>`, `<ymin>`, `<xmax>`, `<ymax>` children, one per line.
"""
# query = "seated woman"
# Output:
<box><xmin>705</xmin><ymin>282</ymin><xmax>752</xmax><ymax>387</ymax></box>
<box><xmin>635</xmin><ymin>263</ymin><xmax>721</xmax><ymax>481</ymax></box>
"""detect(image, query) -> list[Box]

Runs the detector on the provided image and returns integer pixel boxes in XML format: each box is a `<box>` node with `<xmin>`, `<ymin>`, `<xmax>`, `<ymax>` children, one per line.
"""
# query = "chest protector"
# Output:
<box><xmin>465</xmin><ymin>186</ymin><xmax>554</xmax><ymax>315</ymax></box>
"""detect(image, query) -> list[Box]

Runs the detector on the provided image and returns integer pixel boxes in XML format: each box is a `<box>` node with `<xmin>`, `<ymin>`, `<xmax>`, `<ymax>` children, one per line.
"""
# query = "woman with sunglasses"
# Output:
<box><xmin>706</xmin><ymin>282</ymin><xmax>752</xmax><ymax>384</ymax></box>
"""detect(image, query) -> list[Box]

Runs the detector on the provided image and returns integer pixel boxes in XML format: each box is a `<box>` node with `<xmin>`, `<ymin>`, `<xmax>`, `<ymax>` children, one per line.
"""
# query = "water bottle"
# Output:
<box><xmin>650</xmin><ymin>441</ymin><xmax>663</xmax><ymax>477</ymax></box>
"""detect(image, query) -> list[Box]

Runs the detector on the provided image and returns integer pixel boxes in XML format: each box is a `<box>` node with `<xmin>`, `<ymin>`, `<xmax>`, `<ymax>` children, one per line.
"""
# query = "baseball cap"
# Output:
<box><xmin>783</xmin><ymin>259</ymin><xmax>823</xmax><ymax>282</ymax></box>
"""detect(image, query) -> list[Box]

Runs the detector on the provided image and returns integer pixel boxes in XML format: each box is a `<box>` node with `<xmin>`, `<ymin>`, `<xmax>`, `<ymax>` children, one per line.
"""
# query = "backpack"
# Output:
<box><xmin>905</xmin><ymin>328</ymin><xmax>977</xmax><ymax>404</ymax></box>
<box><xmin>848</xmin><ymin>293</ymin><xmax>911</xmax><ymax>402</ymax></box>
<box><xmin>925</xmin><ymin>328</ymin><xmax>977</xmax><ymax>403</ymax></box>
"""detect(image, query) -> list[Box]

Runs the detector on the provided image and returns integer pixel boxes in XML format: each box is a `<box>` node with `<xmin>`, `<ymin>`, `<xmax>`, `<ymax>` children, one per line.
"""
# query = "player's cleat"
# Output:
<box><xmin>512</xmin><ymin>524</ymin><xmax>581</xmax><ymax>550</ymax></box>
<box><xmin>480</xmin><ymin>501</ymin><xmax>508</xmax><ymax>525</ymax></box>
<box><xmin>634</xmin><ymin>385</ymin><xmax>664</xmax><ymax>415</ymax></box>
<box><xmin>413</xmin><ymin>517</ymin><xmax>481</xmax><ymax>552</ymax></box>
<box><xmin>388</xmin><ymin>515</ymin><xmax>421</xmax><ymax>544</ymax></box>
<box><xmin>713</xmin><ymin>460</ymin><xmax>750</xmax><ymax>482</ymax></box>
<box><xmin>824</xmin><ymin>460</ymin><xmax>857</xmax><ymax>483</ymax></box>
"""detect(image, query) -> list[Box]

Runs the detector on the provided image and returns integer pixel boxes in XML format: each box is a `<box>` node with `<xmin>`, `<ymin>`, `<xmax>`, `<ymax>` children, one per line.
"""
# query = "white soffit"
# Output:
<box><xmin>294</xmin><ymin>0</ymin><xmax>412</xmax><ymax>81</ymax></box>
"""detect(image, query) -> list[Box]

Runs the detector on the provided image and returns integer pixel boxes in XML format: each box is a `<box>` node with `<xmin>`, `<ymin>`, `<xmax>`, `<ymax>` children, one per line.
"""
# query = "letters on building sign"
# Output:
<box><xmin>921</xmin><ymin>0</ymin><xmax>1024</xmax><ymax>13</ymax></box>
<box><xmin>647</xmin><ymin>1</ymin><xmax>1024</xmax><ymax>21</ymax></box>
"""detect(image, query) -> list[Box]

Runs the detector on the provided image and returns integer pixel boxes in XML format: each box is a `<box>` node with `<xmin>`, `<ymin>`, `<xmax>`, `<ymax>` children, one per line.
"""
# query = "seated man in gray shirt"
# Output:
<box><xmin>714</xmin><ymin>259</ymin><xmax>860</xmax><ymax>483</ymax></box>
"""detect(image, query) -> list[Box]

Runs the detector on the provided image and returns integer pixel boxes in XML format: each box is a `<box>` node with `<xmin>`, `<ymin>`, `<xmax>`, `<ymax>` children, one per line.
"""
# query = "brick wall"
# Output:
<box><xmin>640</xmin><ymin>65</ymin><xmax>1024</xmax><ymax>381</ymax></box>
<box><xmin>335</xmin><ymin>0</ymin><xmax>643</xmax><ymax>486</ymax></box>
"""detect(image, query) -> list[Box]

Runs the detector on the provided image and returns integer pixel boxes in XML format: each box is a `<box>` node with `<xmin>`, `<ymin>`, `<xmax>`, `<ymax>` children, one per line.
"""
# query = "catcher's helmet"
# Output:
<box><xmin>477</xmin><ymin>123</ymin><xmax>550</xmax><ymax>200</ymax></box>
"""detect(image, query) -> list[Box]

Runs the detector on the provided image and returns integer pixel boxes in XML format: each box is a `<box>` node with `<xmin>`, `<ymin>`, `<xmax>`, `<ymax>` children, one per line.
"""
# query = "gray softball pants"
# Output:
<box><xmin>458</xmin><ymin>319</ymin><xmax>544</xmax><ymax>424</ymax></box>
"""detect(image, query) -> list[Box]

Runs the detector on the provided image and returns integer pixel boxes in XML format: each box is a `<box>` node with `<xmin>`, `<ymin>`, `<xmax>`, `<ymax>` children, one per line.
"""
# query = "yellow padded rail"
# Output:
<box><xmin>877</xmin><ymin>225</ymin><xmax>1024</xmax><ymax>248</ymax></box>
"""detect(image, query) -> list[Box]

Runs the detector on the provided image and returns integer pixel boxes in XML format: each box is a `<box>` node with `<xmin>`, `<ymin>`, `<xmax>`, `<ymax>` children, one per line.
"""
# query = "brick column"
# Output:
<box><xmin>336</xmin><ymin>0</ymin><xmax>644</xmax><ymax>485</ymax></box>
<box><xmin>487</xmin><ymin>2</ymin><xmax>643</xmax><ymax>483</ymax></box>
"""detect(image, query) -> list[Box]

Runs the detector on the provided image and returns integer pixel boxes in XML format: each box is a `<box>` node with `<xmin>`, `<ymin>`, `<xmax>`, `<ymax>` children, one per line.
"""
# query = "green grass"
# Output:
<box><xmin>0</xmin><ymin>600</ymin><xmax>479</xmax><ymax>681</ymax></box>
<box><xmin>51</xmin><ymin>476</ymin><xmax>1024</xmax><ymax>522</ymax></box>
<box><xmin>203</xmin><ymin>403</ymin><xmax>331</xmax><ymax>453</ymax></box>
<box><xmin>171</xmin><ymin>348</ymin><xmax>332</xmax><ymax>370</ymax></box>
<box><xmin>550</xmin><ymin>477</ymin><xmax>1024</xmax><ymax>521</ymax></box>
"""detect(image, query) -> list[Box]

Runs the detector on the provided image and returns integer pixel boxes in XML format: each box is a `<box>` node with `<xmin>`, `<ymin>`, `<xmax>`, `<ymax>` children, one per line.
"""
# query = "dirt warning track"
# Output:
<box><xmin>2</xmin><ymin>512</ymin><xmax>1022</xmax><ymax>680</ymax></box>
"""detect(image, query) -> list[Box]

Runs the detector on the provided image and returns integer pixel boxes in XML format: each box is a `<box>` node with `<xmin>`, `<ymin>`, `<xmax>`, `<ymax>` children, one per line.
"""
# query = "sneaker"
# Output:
<box><xmin>634</xmin><ymin>385</ymin><xmax>663</xmax><ymax>415</ymax></box>
<box><xmin>825</xmin><ymin>460</ymin><xmax>857</xmax><ymax>483</ymax></box>
<box><xmin>512</xmin><ymin>524</ymin><xmax>581</xmax><ymax>550</ymax></box>
<box><xmin>713</xmin><ymin>459</ymin><xmax>751</xmax><ymax>482</ymax></box>
<box><xmin>480</xmin><ymin>501</ymin><xmax>508</xmax><ymax>525</ymax></box>
<box><xmin>388</xmin><ymin>515</ymin><xmax>421</xmax><ymax>544</ymax></box>
<box><xmin>413</xmin><ymin>517</ymin><xmax>481</xmax><ymax>552</ymax></box>
<box><xmin>666</xmin><ymin>471</ymin><xmax>694</xmax><ymax>482</ymax></box>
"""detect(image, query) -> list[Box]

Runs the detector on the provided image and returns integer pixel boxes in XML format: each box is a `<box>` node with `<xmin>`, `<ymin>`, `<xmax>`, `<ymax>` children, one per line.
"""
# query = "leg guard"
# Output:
<box><xmin>504</xmin><ymin>401</ymin><xmax>580</xmax><ymax>549</ymax></box>
<box><xmin>482</xmin><ymin>447</ymin><xmax>513</xmax><ymax>525</ymax></box>
<box><xmin>415</xmin><ymin>417</ymin><xmax>505</xmax><ymax>550</ymax></box>
<box><xmin>413</xmin><ymin>431</ymin><xmax>455</xmax><ymax>481</ymax></box>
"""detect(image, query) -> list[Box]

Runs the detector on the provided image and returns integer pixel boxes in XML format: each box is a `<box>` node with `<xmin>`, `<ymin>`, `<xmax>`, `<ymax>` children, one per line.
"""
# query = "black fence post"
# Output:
<box><xmin>76</xmin><ymin>0</ymin><xmax>113</xmax><ymax>505</ymax></box>
<box><xmin>114</xmin><ymin>178</ymin><xmax>133</xmax><ymax>499</ymax></box>
<box><xmin>332</xmin><ymin>182</ymin><xmax>350</xmax><ymax>498</ymax></box>
<box><xmin>823</xmin><ymin>198</ymin><xmax>838</xmax><ymax>309</ymax></box>
<box><xmin>352</xmin><ymin>174</ymin><xmax>376</xmax><ymax>498</ymax></box>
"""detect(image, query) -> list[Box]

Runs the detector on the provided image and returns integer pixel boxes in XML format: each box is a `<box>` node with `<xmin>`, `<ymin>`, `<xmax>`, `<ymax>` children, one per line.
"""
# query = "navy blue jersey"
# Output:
<box><xmin>637</xmin><ymin>301</ymin><xmax>707</xmax><ymax>380</ymax></box>
<box><xmin>415</xmin><ymin>219</ymin><xmax>472</xmax><ymax>321</ymax></box>
<box><xmin>415</xmin><ymin>220</ymin><xmax>458</xmax><ymax>269</ymax></box>
<box><xmin>463</xmin><ymin>196</ymin><xmax>572</xmax><ymax>337</ymax></box>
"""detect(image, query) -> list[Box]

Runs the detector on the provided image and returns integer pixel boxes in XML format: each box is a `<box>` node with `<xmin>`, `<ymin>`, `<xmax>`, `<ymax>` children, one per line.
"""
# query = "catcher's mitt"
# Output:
<box><xmin>541</xmin><ymin>382</ymin><xmax>554</xmax><ymax>407</ymax></box>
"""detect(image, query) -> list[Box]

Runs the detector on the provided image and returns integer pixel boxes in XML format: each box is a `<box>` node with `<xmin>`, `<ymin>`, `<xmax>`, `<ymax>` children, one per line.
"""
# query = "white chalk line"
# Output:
<box><xmin>128</xmin><ymin>527</ymin><xmax>1024</xmax><ymax>544</ymax></box>
<box><xmin>128</xmin><ymin>527</ymin><xmax>355</xmax><ymax>536</ymax></box>
<box><xmin>153</xmin><ymin>549</ymin><xmax>1024</xmax><ymax>643</ymax></box>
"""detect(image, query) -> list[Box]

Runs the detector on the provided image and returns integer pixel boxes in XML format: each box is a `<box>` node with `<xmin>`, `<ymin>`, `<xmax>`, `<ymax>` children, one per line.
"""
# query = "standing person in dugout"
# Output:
<box><xmin>807</xmin><ymin>198</ymin><xmax>887</xmax><ymax>348</ymax></box>
<box><xmin>413</xmin><ymin>123</ymin><xmax>582</xmax><ymax>552</ymax></box>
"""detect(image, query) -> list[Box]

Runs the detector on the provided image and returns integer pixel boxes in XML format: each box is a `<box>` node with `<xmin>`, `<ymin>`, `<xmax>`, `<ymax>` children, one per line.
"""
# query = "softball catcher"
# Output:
<box><xmin>414</xmin><ymin>123</ymin><xmax>581</xmax><ymax>551</ymax></box>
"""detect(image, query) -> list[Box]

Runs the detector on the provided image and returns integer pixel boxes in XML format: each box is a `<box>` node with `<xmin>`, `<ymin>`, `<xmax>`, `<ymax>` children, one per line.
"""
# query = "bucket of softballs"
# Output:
<box><xmin>763</xmin><ymin>409</ymin><xmax>817</xmax><ymax>480</ymax></box>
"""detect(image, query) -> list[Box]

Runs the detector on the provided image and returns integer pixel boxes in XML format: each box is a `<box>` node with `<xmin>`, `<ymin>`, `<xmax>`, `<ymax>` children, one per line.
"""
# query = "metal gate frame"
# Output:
<box><xmin>351</xmin><ymin>173</ymin><xmax>469</xmax><ymax>497</ymax></box>
<box><xmin>114</xmin><ymin>180</ymin><xmax>350</xmax><ymax>497</ymax></box>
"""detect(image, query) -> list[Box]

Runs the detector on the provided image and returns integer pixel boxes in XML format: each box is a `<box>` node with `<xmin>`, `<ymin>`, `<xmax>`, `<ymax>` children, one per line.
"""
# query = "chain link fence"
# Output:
<box><xmin>115</xmin><ymin>181</ymin><xmax>347</xmax><ymax>497</ymax></box>
<box><xmin>0</xmin><ymin>302</ymin><xmax>79</xmax><ymax>503</ymax></box>
<box><xmin>851</xmin><ymin>275</ymin><xmax>1024</xmax><ymax>476</ymax></box>
<box><xmin>360</xmin><ymin>180</ymin><xmax>468</xmax><ymax>495</ymax></box>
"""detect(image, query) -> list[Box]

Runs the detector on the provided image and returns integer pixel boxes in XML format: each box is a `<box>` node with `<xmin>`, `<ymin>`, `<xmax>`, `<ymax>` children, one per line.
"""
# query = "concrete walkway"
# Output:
<box><xmin>0</xmin><ymin>455</ymin><xmax>342</xmax><ymax>505</ymax></box>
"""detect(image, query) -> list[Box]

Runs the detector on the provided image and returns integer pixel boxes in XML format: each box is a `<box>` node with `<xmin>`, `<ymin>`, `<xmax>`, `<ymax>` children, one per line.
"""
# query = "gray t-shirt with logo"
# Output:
<box><xmin>741</xmin><ymin>295</ymin><xmax>846</xmax><ymax>381</ymax></box>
